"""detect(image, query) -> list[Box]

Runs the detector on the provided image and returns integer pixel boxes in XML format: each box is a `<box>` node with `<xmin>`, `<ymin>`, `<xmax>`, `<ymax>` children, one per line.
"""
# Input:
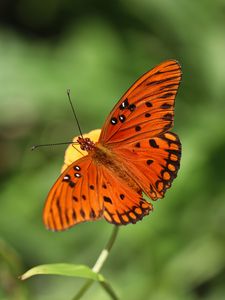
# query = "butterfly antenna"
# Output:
<box><xmin>31</xmin><ymin>141</ymin><xmax>79</xmax><ymax>151</ymax></box>
<box><xmin>72</xmin><ymin>144</ymin><xmax>85</xmax><ymax>157</ymax></box>
<box><xmin>67</xmin><ymin>89</ymin><xmax>83</xmax><ymax>138</ymax></box>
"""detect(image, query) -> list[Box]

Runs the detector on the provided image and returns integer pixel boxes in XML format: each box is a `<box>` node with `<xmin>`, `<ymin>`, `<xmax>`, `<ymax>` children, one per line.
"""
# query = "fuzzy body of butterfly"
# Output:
<box><xmin>43</xmin><ymin>60</ymin><xmax>182</xmax><ymax>231</ymax></box>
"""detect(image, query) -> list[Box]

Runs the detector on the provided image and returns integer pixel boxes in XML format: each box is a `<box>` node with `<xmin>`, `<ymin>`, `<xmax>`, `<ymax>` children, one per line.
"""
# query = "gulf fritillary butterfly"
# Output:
<box><xmin>43</xmin><ymin>60</ymin><xmax>182</xmax><ymax>231</ymax></box>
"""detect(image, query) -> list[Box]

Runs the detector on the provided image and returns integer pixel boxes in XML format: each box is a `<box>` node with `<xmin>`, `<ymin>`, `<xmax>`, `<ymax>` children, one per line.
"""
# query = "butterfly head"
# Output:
<box><xmin>77</xmin><ymin>136</ymin><xmax>95</xmax><ymax>152</ymax></box>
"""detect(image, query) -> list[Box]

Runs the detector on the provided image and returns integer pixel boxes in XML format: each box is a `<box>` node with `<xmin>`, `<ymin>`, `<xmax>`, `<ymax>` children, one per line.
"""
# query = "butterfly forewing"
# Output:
<box><xmin>99</xmin><ymin>60</ymin><xmax>181</xmax><ymax>145</ymax></box>
<box><xmin>43</xmin><ymin>156</ymin><xmax>104</xmax><ymax>231</ymax></box>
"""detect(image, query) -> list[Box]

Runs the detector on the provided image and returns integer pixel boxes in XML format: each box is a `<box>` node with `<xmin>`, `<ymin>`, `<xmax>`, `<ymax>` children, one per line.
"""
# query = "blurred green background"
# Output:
<box><xmin>1</xmin><ymin>0</ymin><xmax>225</xmax><ymax>299</ymax></box>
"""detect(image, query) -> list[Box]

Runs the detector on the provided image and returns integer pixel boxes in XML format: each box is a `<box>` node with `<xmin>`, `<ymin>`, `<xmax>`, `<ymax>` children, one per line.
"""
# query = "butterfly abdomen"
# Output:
<box><xmin>92</xmin><ymin>143</ymin><xmax>142</xmax><ymax>194</ymax></box>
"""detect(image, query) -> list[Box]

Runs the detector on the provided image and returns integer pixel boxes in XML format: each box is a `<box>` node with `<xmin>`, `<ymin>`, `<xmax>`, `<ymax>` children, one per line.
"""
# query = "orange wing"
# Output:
<box><xmin>99</xmin><ymin>60</ymin><xmax>182</xmax><ymax>201</ymax></box>
<box><xmin>43</xmin><ymin>155</ymin><xmax>104</xmax><ymax>231</ymax></box>
<box><xmin>99</xmin><ymin>60</ymin><xmax>181</xmax><ymax>145</ymax></box>
<box><xmin>112</xmin><ymin>132</ymin><xmax>181</xmax><ymax>200</ymax></box>
<box><xmin>99</xmin><ymin>166</ymin><xmax>153</xmax><ymax>225</ymax></box>
<box><xmin>44</xmin><ymin>155</ymin><xmax>153</xmax><ymax>230</ymax></box>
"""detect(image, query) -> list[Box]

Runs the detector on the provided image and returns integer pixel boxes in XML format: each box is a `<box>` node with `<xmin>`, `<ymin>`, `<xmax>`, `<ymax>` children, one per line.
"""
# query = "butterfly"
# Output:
<box><xmin>43</xmin><ymin>60</ymin><xmax>182</xmax><ymax>231</ymax></box>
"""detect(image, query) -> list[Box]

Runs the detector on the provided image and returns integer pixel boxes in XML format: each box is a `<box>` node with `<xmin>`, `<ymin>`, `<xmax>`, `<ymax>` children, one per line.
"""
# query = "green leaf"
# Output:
<box><xmin>19</xmin><ymin>263</ymin><xmax>105</xmax><ymax>282</ymax></box>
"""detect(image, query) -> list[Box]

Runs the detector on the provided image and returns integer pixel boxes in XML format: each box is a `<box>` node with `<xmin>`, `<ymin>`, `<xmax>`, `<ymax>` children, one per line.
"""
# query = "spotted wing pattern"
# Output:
<box><xmin>99</xmin><ymin>166</ymin><xmax>153</xmax><ymax>224</ymax></box>
<box><xmin>99</xmin><ymin>60</ymin><xmax>181</xmax><ymax>145</ymax></box>
<box><xmin>112</xmin><ymin>132</ymin><xmax>181</xmax><ymax>200</ymax></box>
<box><xmin>43</xmin><ymin>154</ymin><xmax>153</xmax><ymax>230</ymax></box>
<box><xmin>43</xmin><ymin>155</ymin><xmax>104</xmax><ymax>231</ymax></box>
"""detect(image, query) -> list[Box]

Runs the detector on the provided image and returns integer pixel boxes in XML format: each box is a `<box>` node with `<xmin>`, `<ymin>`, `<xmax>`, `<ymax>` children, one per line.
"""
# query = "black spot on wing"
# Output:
<box><xmin>161</xmin><ymin>92</ymin><xmax>174</xmax><ymax>98</ymax></box>
<box><xmin>111</xmin><ymin>117</ymin><xmax>118</xmax><ymax>125</ymax></box>
<box><xmin>69</xmin><ymin>181</ymin><xmax>75</xmax><ymax>188</ymax></box>
<box><xmin>73</xmin><ymin>196</ymin><xmax>78</xmax><ymax>202</ymax></box>
<box><xmin>104</xmin><ymin>196</ymin><xmax>112</xmax><ymax>204</ymax></box>
<box><xmin>90</xmin><ymin>209</ymin><xmax>96</xmax><ymax>218</ymax></box>
<box><xmin>135</xmin><ymin>142</ymin><xmax>141</xmax><ymax>148</ymax></box>
<box><xmin>145</xmin><ymin>101</ymin><xmax>152</xmax><ymax>107</ymax></box>
<box><xmin>163</xmin><ymin>113</ymin><xmax>173</xmax><ymax>121</ymax></box>
<box><xmin>119</xmin><ymin>115</ymin><xmax>126</xmax><ymax>123</ymax></box>
<box><xmin>120</xmin><ymin>194</ymin><xmax>125</xmax><ymax>200</ymax></box>
<box><xmin>80</xmin><ymin>209</ymin><xmax>85</xmax><ymax>218</ymax></box>
<box><xmin>63</xmin><ymin>174</ymin><xmax>70</xmax><ymax>182</ymax></box>
<box><xmin>135</xmin><ymin>125</ymin><xmax>141</xmax><ymax>132</ymax></box>
<box><xmin>73</xmin><ymin>165</ymin><xmax>81</xmax><ymax>171</ymax></box>
<box><xmin>149</xmin><ymin>139</ymin><xmax>159</xmax><ymax>148</ymax></box>
<box><xmin>119</xmin><ymin>98</ymin><xmax>129</xmax><ymax>110</ymax></box>
<box><xmin>161</xmin><ymin>103</ymin><xmax>172</xmax><ymax>109</ymax></box>
<box><xmin>129</xmin><ymin>104</ymin><xmax>136</xmax><ymax>112</ymax></box>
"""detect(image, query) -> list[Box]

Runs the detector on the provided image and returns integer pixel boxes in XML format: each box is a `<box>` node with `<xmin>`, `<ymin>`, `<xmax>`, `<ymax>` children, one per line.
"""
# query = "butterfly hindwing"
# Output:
<box><xmin>44</xmin><ymin>154</ymin><xmax>153</xmax><ymax>229</ymax></box>
<box><xmin>112</xmin><ymin>131</ymin><xmax>181</xmax><ymax>200</ymax></box>
<box><xmin>98</xmin><ymin>166</ymin><xmax>153</xmax><ymax>225</ymax></box>
<box><xmin>43</xmin><ymin>155</ymin><xmax>104</xmax><ymax>231</ymax></box>
<box><xmin>99</xmin><ymin>60</ymin><xmax>181</xmax><ymax>145</ymax></box>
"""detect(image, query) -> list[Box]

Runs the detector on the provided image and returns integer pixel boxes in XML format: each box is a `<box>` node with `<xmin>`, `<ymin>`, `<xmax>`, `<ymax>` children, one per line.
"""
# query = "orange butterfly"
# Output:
<box><xmin>43</xmin><ymin>60</ymin><xmax>182</xmax><ymax>231</ymax></box>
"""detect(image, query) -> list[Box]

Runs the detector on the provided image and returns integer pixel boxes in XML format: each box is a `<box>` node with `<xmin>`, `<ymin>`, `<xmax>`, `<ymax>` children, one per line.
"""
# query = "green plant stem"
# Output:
<box><xmin>72</xmin><ymin>226</ymin><xmax>119</xmax><ymax>300</ymax></box>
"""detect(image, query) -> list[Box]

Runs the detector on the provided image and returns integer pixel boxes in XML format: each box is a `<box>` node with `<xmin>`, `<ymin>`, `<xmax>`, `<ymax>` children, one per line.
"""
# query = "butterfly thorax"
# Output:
<box><xmin>77</xmin><ymin>137</ymin><xmax>95</xmax><ymax>151</ymax></box>
<box><xmin>91</xmin><ymin>142</ymin><xmax>142</xmax><ymax>194</ymax></box>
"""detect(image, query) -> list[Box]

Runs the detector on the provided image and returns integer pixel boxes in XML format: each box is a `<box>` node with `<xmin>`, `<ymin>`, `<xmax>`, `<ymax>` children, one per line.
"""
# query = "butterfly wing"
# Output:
<box><xmin>99</xmin><ymin>60</ymin><xmax>181</xmax><ymax>145</ymax></box>
<box><xmin>99</xmin><ymin>60</ymin><xmax>182</xmax><ymax>201</ymax></box>
<box><xmin>112</xmin><ymin>132</ymin><xmax>181</xmax><ymax>200</ymax></box>
<box><xmin>98</xmin><ymin>165</ymin><xmax>153</xmax><ymax>225</ymax></box>
<box><xmin>44</xmin><ymin>153</ymin><xmax>152</xmax><ymax>229</ymax></box>
<box><xmin>43</xmin><ymin>155</ymin><xmax>104</xmax><ymax>231</ymax></box>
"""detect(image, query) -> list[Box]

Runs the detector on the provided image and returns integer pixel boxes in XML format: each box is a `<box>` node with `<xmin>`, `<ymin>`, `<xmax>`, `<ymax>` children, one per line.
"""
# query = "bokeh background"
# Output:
<box><xmin>1</xmin><ymin>0</ymin><xmax>225</xmax><ymax>299</ymax></box>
